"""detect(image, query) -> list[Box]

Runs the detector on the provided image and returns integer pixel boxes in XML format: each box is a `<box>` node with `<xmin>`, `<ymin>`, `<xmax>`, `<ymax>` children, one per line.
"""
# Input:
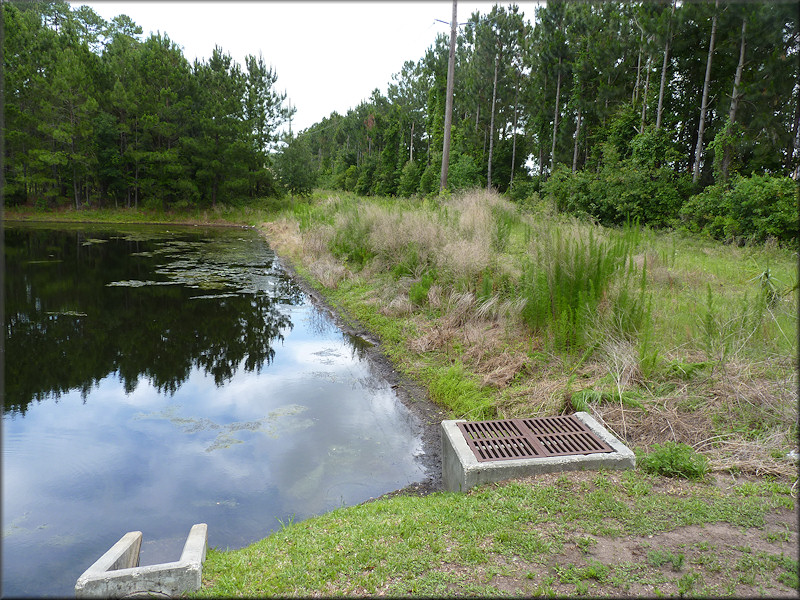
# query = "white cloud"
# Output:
<box><xmin>72</xmin><ymin>1</ymin><xmax>524</xmax><ymax>131</ymax></box>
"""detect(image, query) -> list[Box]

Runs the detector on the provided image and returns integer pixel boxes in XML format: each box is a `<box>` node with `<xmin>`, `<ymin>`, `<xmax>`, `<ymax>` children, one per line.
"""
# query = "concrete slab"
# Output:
<box><xmin>442</xmin><ymin>412</ymin><xmax>635</xmax><ymax>492</ymax></box>
<box><xmin>75</xmin><ymin>523</ymin><xmax>207</xmax><ymax>598</ymax></box>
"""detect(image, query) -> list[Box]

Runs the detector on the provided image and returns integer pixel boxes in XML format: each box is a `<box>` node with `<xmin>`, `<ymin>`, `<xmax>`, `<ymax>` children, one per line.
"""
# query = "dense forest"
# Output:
<box><xmin>297</xmin><ymin>1</ymin><xmax>799</xmax><ymax>243</ymax></box>
<box><xmin>3</xmin><ymin>0</ymin><xmax>295</xmax><ymax>209</ymax></box>
<box><xmin>3</xmin><ymin>1</ymin><xmax>799</xmax><ymax>243</ymax></box>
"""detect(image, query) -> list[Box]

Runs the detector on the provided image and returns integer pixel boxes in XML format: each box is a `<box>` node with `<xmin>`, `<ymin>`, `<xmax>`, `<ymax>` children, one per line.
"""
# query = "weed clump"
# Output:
<box><xmin>639</xmin><ymin>441</ymin><xmax>709</xmax><ymax>480</ymax></box>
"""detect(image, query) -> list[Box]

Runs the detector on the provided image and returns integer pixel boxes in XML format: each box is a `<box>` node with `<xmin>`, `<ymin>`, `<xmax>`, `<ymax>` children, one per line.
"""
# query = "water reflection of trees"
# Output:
<box><xmin>4</xmin><ymin>227</ymin><xmax>300</xmax><ymax>416</ymax></box>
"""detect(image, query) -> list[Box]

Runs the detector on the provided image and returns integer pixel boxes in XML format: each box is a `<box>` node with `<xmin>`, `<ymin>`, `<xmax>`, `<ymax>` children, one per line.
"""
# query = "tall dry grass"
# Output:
<box><xmin>264</xmin><ymin>189</ymin><xmax>798</xmax><ymax>479</ymax></box>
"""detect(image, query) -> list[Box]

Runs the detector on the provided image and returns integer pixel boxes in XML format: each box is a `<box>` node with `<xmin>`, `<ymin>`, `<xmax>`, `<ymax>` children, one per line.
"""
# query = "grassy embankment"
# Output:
<box><xmin>200</xmin><ymin>189</ymin><xmax>798</xmax><ymax>597</ymax></box>
<box><xmin>260</xmin><ymin>190</ymin><xmax>797</xmax><ymax>475</ymax></box>
<box><xmin>7</xmin><ymin>192</ymin><xmax>798</xmax><ymax>596</ymax></box>
<box><xmin>2</xmin><ymin>197</ymin><xmax>286</xmax><ymax>227</ymax></box>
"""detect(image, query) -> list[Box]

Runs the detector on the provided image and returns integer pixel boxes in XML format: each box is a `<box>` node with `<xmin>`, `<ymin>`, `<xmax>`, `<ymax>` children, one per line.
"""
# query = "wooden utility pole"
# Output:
<box><xmin>440</xmin><ymin>0</ymin><xmax>457</xmax><ymax>193</ymax></box>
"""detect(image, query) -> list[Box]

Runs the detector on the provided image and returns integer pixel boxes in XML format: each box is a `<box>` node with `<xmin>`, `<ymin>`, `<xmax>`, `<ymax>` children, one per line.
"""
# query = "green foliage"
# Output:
<box><xmin>4</xmin><ymin>1</ymin><xmax>292</xmax><ymax>209</ymax></box>
<box><xmin>275</xmin><ymin>136</ymin><xmax>317</xmax><ymax>198</ymax></box>
<box><xmin>418</xmin><ymin>160</ymin><xmax>439</xmax><ymax>196</ymax></box>
<box><xmin>448</xmin><ymin>153</ymin><xmax>483</xmax><ymax>191</ymax></box>
<box><xmin>9</xmin><ymin>0</ymin><xmax>798</xmax><ymax>220</ymax></box>
<box><xmin>409</xmin><ymin>272</ymin><xmax>436</xmax><ymax>306</ymax></box>
<box><xmin>725</xmin><ymin>175</ymin><xmax>798</xmax><ymax>244</ymax></box>
<box><xmin>521</xmin><ymin>224</ymin><xmax>640</xmax><ymax>352</ymax></box>
<box><xmin>556</xmin><ymin>560</ymin><xmax>610</xmax><ymax>584</ymax></box>
<box><xmin>343</xmin><ymin>165</ymin><xmax>359</xmax><ymax>192</ymax></box>
<box><xmin>426</xmin><ymin>363</ymin><xmax>494</xmax><ymax>419</ymax></box>
<box><xmin>639</xmin><ymin>442</ymin><xmax>709</xmax><ymax>480</ymax></box>
<box><xmin>354</xmin><ymin>156</ymin><xmax>378</xmax><ymax>196</ymax></box>
<box><xmin>397</xmin><ymin>160</ymin><xmax>422</xmax><ymax>197</ymax></box>
<box><xmin>666</xmin><ymin>360</ymin><xmax>712</xmax><ymax>380</ymax></box>
<box><xmin>681</xmin><ymin>175</ymin><xmax>799</xmax><ymax>245</ymax></box>
<box><xmin>647</xmin><ymin>548</ymin><xmax>685</xmax><ymax>571</ymax></box>
<box><xmin>630</xmin><ymin>127</ymin><xmax>681</xmax><ymax>170</ymax></box>
<box><xmin>490</xmin><ymin>205</ymin><xmax>516</xmax><ymax>252</ymax></box>
<box><xmin>543</xmin><ymin>162</ymin><xmax>691</xmax><ymax>229</ymax></box>
<box><xmin>329</xmin><ymin>211</ymin><xmax>375</xmax><ymax>268</ymax></box>
<box><xmin>507</xmin><ymin>178</ymin><xmax>539</xmax><ymax>204</ymax></box>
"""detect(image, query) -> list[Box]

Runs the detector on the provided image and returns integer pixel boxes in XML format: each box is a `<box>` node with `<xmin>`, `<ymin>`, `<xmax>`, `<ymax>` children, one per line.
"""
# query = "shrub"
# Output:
<box><xmin>409</xmin><ymin>272</ymin><xmax>436</xmax><ymax>306</ymax></box>
<box><xmin>397</xmin><ymin>160</ymin><xmax>421</xmax><ymax>197</ymax></box>
<box><xmin>354</xmin><ymin>157</ymin><xmax>377</xmax><ymax>196</ymax></box>
<box><xmin>639</xmin><ymin>441</ymin><xmax>709</xmax><ymax>480</ymax></box>
<box><xmin>630</xmin><ymin>127</ymin><xmax>681</xmax><ymax>170</ymax></box>
<box><xmin>544</xmin><ymin>159</ymin><xmax>691</xmax><ymax>229</ymax></box>
<box><xmin>329</xmin><ymin>211</ymin><xmax>375</xmax><ymax>268</ymax></box>
<box><xmin>508</xmin><ymin>177</ymin><xmax>539</xmax><ymax>204</ymax></box>
<box><xmin>448</xmin><ymin>153</ymin><xmax>483</xmax><ymax>191</ymax></box>
<box><xmin>418</xmin><ymin>161</ymin><xmax>439</xmax><ymax>196</ymax></box>
<box><xmin>681</xmin><ymin>174</ymin><xmax>798</xmax><ymax>245</ymax></box>
<box><xmin>679</xmin><ymin>183</ymin><xmax>727</xmax><ymax>236</ymax></box>
<box><xmin>726</xmin><ymin>174</ymin><xmax>798</xmax><ymax>244</ymax></box>
<box><xmin>343</xmin><ymin>165</ymin><xmax>358</xmax><ymax>192</ymax></box>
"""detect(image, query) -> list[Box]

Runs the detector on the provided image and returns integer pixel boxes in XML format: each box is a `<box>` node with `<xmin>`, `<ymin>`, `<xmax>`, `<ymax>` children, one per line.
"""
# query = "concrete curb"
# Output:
<box><xmin>442</xmin><ymin>412</ymin><xmax>636</xmax><ymax>492</ymax></box>
<box><xmin>75</xmin><ymin>524</ymin><xmax>207</xmax><ymax>598</ymax></box>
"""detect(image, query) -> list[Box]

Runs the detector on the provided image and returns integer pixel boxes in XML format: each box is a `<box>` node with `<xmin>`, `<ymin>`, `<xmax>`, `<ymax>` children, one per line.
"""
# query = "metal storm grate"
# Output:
<box><xmin>457</xmin><ymin>420</ymin><xmax>544</xmax><ymax>462</ymax></box>
<box><xmin>457</xmin><ymin>415</ymin><xmax>613</xmax><ymax>463</ymax></box>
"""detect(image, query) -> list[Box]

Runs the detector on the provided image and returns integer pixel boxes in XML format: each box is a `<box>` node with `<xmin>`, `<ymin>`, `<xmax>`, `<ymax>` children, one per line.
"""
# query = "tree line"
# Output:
<box><xmin>4</xmin><ymin>1</ymin><xmax>797</xmax><ymax>243</ymax></box>
<box><xmin>3</xmin><ymin>0</ymin><xmax>294</xmax><ymax>209</ymax></box>
<box><xmin>297</xmin><ymin>1</ymin><xmax>798</xmax><ymax>243</ymax></box>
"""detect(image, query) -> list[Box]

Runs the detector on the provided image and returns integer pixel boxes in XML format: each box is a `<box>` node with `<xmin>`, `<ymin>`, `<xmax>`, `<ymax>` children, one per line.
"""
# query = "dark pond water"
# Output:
<box><xmin>2</xmin><ymin>222</ymin><xmax>426</xmax><ymax>597</ymax></box>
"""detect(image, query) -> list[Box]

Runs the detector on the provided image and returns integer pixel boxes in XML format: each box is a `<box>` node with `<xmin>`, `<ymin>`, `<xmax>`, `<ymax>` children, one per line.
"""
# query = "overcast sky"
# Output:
<box><xmin>71</xmin><ymin>2</ymin><xmax>541</xmax><ymax>133</ymax></box>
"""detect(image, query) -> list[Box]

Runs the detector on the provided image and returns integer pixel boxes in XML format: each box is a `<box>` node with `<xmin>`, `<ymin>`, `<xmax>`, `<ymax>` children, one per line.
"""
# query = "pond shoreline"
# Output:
<box><xmin>264</xmin><ymin>233</ymin><xmax>447</xmax><ymax>498</ymax></box>
<box><xmin>5</xmin><ymin>213</ymin><xmax>444</xmax><ymax>497</ymax></box>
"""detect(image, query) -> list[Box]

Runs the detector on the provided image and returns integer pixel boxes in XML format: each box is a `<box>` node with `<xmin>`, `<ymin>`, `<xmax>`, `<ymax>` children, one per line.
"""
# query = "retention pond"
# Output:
<box><xmin>2</xmin><ymin>222</ymin><xmax>428</xmax><ymax>597</ymax></box>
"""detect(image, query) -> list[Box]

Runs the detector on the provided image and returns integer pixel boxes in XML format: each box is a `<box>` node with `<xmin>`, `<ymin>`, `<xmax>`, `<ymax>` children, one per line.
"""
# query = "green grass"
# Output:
<box><xmin>425</xmin><ymin>362</ymin><xmax>495</xmax><ymax>419</ymax></box>
<box><xmin>3</xmin><ymin>197</ymin><xmax>287</xmax><ymax>227</ymax></box>
<box><xmin>638</xmin><ymin>442</ymin><xmax>710</xmax><ymax>481</ymax></box>
<box><xmin>195</xmin><ymin>471</ymin><xmax>797</xmax><ymax>597</ymax></box>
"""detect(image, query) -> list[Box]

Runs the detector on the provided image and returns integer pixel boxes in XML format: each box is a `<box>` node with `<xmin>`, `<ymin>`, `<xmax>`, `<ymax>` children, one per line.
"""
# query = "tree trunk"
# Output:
<box><xmin>510</xmin><ymin>72</ymin><xmax>519</xmax><ymax>187</ymax></box>
<box><xmin>409</xmin><ymin>121</ymin><xmax>415</xmax><ymax>162</ymax></box>
<box><xmin>656</xmin><ymin>0</ymin><xmax>676</xmax><ymax>130</ymax></box>
<box><xmin>134</xmin><ymin>162</ymin><xmax>139</xmax><ymax>210</ymax></box>
<box><xmin>73</xmin><ymin>165</ymin><xmax>79</xmax><ymax>210</ymax></box>
<box><xmin>538</xmin><ymin>144</ymin><xmax>544</xmax><ymax>179</ymax></box>
<box><xmin>539</xmin><ymin>72</ymin><xmax>547</xmax><ymax>178</ymax></box>
<box><xmin>791</xmin><ymin>92</ymin><xmax>800</xmax><ymax>180</ymax></box>
<box><xmin>640</xmin><ymin>55</ymin><xmax>651</xmax><ymax>132</ymax></box>
<box><xmin>440</xmin><ymin>0</ymin><xmax>457</xmax><ymax>193</ymax></box>
<box><xmin>572</xmin><ymin>107</ymin><xmax>582</xmax><ymax>173</ymax></box>
<box><xmin>721</xmin><ymin>16</ymin><xmax>747</xmax><ymax>181</ymax></box>
<box><xmin>488</xmin><ymin>53</ymin><xmax>499</xmax><ymax>190</ymax></box>
<box><xmin>550</xmin><ymin>56</ymin><xmax>563</xmax><ymax>176</ymax></box>
<box><xmin>693</xmin><ymin>0</ymin><xmax>719</xmax><ymax>184</ymax></box>
<box><xmin>633</xmin><ymin>33</ymin><xmax>643</xmax><ymax>104</ymax></box>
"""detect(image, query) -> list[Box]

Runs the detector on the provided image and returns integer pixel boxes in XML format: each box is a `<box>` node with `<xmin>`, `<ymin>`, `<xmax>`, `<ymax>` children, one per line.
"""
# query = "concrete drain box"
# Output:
<box><xmin>75</xmin><ymin>523</ymin><xmax>207</xmax><ymax>598</ymax></box>
<box><xmin>442</xmin><ymin>412</ymin><xmax>635</xmax><ymax>492</ymax></box>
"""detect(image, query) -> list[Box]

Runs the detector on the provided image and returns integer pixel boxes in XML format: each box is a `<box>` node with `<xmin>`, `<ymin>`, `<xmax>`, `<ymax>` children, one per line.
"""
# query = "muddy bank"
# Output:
<box><xmin>271</xmin><ymin>250</ymin><xmax>447</xmax><ymax>497</ymax></box>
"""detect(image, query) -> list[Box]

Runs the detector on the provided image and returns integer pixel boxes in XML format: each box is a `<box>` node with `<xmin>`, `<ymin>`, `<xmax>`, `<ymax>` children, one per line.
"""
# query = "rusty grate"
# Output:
<box><xmin>457</xmin><ymin>415</ymin><xmax>613</xmax><ymax>463</ymax></box>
